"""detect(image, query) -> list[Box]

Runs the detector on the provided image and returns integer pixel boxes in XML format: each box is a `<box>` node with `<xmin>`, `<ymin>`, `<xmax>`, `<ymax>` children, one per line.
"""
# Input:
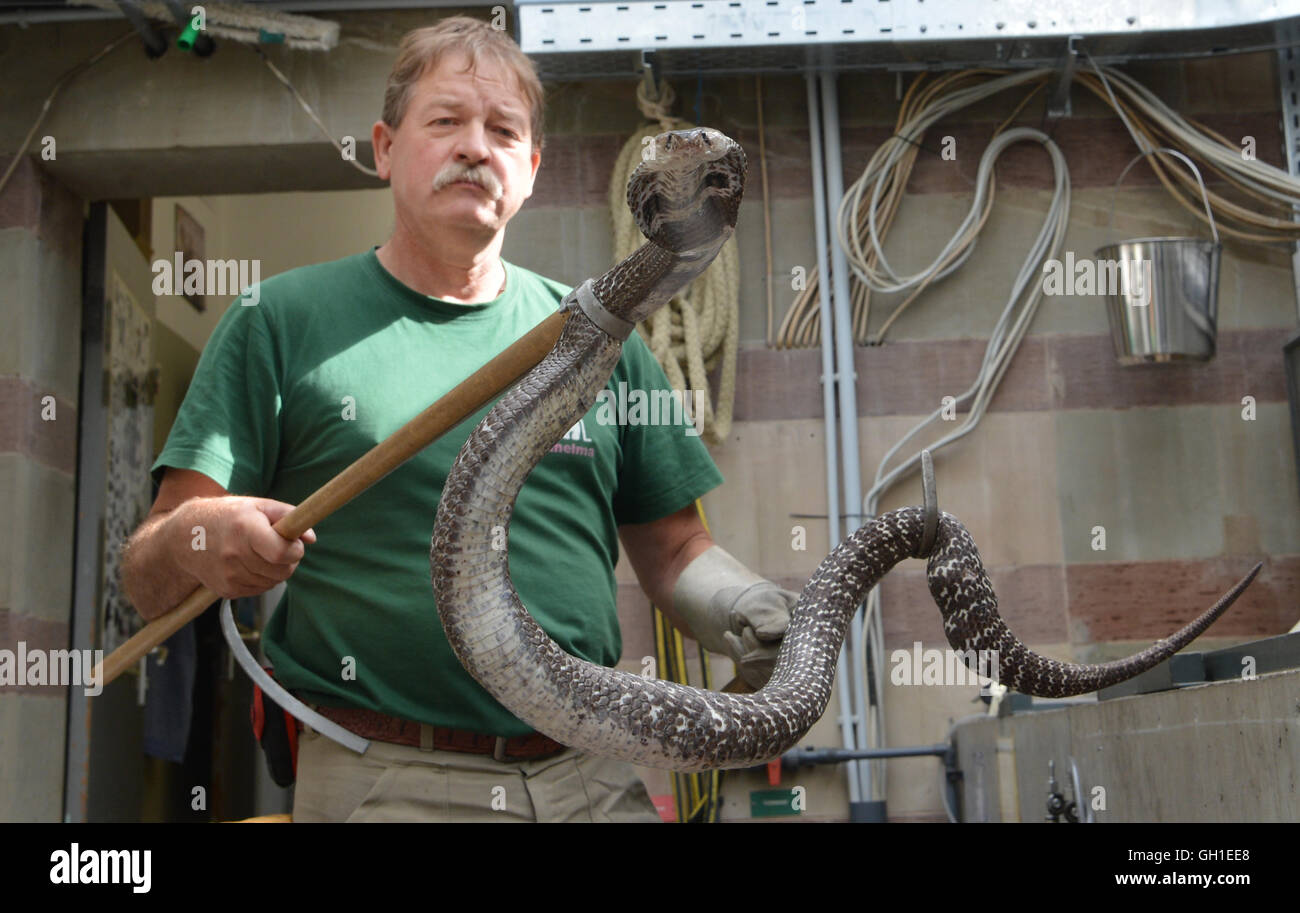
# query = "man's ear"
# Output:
<box><xmin>522</xmin><ymin>146</ymin><xmax>541</xmax><ymax>200</ymax></box>
<box><xmin>372</xmin><ymin>120</ymin><xmax>394</xmax><ymax>181</ymax></box>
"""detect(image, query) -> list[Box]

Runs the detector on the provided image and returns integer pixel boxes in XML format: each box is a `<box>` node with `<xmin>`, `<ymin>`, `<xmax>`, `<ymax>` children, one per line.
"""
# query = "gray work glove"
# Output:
<box><xmin>713</xmin><ymin>581</ymin><xmax>798</xmax><ymax>688</ymax></box>
<box><xmin>672</xmin><ymin>546</ymin><xmax>797</xmax><ymax>689</ymax></box>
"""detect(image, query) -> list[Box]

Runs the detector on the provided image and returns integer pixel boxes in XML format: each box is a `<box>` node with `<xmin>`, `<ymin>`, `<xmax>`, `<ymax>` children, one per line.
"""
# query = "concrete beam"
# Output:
<box><xmin>0</xmin><ymin>12</ymin><xmax>474</xmax><ymax>198</ymax></box>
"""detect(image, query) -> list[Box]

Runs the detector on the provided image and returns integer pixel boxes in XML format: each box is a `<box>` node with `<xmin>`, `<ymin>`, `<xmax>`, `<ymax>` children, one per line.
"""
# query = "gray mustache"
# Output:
<box><xmin>432</xmin><ymin>165</ymin><xmax>503</xmax><ymax>198</ymax></box>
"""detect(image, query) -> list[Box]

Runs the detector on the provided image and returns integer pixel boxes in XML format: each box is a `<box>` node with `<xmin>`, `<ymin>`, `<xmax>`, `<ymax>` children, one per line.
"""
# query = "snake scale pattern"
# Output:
<box><xmin>431</xmin><ymin>128</ymin><xmax>1261</xmax><ymax>772</ymax></box>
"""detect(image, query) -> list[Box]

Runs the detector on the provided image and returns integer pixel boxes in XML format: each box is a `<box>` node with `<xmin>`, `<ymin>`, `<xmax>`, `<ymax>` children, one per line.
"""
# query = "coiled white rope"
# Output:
<box><xmin>607</xmin><ymin>79</ymin><xmax>741</xmax><ymax>443</ymax></box>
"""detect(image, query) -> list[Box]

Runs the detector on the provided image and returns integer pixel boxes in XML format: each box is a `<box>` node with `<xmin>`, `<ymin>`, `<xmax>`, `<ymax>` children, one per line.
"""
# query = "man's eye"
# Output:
<box><xmin>497</xmin><ymin>127</ymin><xmax>518</xmax><ymax>138</ymax></box>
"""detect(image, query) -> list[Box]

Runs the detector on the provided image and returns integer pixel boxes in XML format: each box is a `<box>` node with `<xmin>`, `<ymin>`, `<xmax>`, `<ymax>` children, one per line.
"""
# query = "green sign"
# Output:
<box><xmin>750</xmin><ymin>788</ymin><xmax>804</xmax><ymax>818</ymax></box>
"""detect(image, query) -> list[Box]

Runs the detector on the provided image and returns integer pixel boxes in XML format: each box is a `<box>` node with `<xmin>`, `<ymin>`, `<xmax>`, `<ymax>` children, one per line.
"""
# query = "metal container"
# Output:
<box><xmin>1095</xmin><ymin>148</ymin><xmax>1222</xmax><ymax>365</ymax></box>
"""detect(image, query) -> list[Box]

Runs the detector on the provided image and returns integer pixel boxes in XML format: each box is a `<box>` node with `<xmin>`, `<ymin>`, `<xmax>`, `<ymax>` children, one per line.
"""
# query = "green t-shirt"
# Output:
<box><xmin>153</xmin><ymin>249</ymin><xmax>723</xmax><ymax>736</ymax></box>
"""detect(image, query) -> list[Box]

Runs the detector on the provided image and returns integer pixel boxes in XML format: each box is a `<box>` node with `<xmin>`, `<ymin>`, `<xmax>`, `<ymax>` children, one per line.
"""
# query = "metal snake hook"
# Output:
<box><xmin>917</xmin><ymin>449</ymin><xmax>939</xmax><ymax>559</ymax></box>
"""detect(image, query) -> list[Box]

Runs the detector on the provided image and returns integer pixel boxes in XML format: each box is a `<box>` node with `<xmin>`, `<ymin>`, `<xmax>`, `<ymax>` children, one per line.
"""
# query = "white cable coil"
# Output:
<box><xmin>856</xmin><ymin>127</ymin><xmax>1072</xmax><ymax>800</ymax></box>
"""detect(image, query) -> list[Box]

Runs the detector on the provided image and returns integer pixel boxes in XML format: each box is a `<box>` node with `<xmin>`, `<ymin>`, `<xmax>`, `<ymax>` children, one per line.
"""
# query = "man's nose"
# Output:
<box><xmin>453</xmin><ymin>121</ymin><xmax>491</xmax><ymax>164</ymax></box>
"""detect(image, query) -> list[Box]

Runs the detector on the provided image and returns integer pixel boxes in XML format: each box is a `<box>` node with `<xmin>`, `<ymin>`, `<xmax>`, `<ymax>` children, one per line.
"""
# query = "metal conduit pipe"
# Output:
<box><xmin>111</xmin><ymin>0</ymin><xmax>166</xmax><ymax>57</ymax></box>
<box><xmin>805</xmin><ymin>71</ymin><xmax>860</xmax><ymax>808</ymax></box>
<box><xmin>781</xmin><ymin>743</ymin><xmax>950</xmax><ymax>765</ymax></box>
<box><xmin>0</xmin><ymin>0</ymin><xmax>493</xmax><ymax>24</ymax></box>
<box><xmin>783</xmin><ymin>742</ymin><xmax>962</xmax><ymax>821</ymax></box>
<box><xmin>819</xmin><ymin>71</ymin><xmax>881</xmax><ymax>821</ymax></box>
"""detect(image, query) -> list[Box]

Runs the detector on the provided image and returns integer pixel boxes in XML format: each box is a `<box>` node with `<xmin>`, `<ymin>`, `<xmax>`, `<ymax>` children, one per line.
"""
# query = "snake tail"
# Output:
<box><xmin>926</xmin><ymin>520</ymin><xmax>1263</xmax><ymax>698</ymax></box>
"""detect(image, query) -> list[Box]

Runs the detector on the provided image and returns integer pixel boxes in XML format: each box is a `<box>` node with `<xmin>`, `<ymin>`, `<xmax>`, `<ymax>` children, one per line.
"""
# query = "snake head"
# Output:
<box><xmin>627</xmin><ymin>127</ymin><xmax>746</xmax><ymax>255</ymax></box>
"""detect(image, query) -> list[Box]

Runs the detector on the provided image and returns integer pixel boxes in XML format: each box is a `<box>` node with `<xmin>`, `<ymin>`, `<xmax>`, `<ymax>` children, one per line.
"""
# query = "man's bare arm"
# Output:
<box><xmin>121</xmin><ymin>511</ymin><xmax>193</xmax><ymax>622</ymax></box>
<box><xmin>617</xmin><ymin>503</ymin><xmax>714</xmax><ymax>635</ymax></box>
<box><xmin>121</xmin><ymin>469</ymin><xmax>223</xmax><ymax>620</ymax></box>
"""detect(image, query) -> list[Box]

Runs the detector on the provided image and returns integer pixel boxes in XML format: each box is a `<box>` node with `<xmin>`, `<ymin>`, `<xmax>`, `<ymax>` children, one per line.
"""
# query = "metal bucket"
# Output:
<box><xmin>1095</xmin><ymin>147</ymin><xmax>1222</xmax><ymax>365</ymax></box>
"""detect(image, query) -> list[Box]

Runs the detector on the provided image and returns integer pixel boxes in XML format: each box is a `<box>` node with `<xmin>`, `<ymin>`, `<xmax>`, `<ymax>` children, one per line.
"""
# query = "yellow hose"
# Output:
<box><xmin>651</xmin><ymin>498</ymin><xmax>723</xmax><ymax>821</ymax></box>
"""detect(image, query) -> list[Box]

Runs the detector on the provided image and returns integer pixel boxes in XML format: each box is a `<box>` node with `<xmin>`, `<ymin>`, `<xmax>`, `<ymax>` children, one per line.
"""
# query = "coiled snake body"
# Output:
<box><xmin>431</xmin><ymin>128</ymin><xmax>1260</xmax><ymax>771</ymax></box>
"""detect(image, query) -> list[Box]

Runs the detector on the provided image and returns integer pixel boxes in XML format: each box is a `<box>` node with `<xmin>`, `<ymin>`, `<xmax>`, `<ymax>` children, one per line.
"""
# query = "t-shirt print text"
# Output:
<box><xmin>549</xmin><ymin>419</ymin><xmax>595</xmax><ymax>459</ymax></box>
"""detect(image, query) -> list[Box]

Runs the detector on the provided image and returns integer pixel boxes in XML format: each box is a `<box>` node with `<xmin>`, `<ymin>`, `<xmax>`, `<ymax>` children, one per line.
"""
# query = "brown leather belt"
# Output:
<box><xmin>312</xmin><ymin>704</ymin><xmax>567</xmax><ymax>762</ymax></box>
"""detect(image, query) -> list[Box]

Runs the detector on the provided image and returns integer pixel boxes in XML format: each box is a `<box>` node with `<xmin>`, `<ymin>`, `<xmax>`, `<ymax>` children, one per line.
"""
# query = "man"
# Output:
<box><xmin>122</xmin><ymin>15</ymin><xmax>795</xmax><ymax>822</ymax></box>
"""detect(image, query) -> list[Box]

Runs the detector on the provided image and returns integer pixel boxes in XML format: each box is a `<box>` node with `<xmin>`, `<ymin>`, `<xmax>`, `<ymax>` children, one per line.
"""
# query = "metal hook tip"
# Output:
<box><xmin>917</xmin><ymin>449</ymin><xmax>939</xmax><ymax>558</ymax></box>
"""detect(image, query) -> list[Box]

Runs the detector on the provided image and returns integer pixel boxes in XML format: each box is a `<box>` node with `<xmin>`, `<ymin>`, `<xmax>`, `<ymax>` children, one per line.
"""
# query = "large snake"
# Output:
<box><xmin>430</xmin><ymin>128</ymin><xmax>1261</xmax><ymax>772</ymax></box>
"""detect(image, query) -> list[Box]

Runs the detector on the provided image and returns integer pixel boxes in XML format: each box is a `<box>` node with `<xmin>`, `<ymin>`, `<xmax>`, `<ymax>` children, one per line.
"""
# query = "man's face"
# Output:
<box><xmin>373</xmin><ymin>52</ymin><xmax>540</xmax><ymax>242</ymax></box>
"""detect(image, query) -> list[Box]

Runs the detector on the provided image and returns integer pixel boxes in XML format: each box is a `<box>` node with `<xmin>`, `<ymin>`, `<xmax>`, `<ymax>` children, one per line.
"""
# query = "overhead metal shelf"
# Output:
<box><xmin>515</xmin><ymin>0</ymin><xmax>1300</xmax><ymax>79</ymax></box>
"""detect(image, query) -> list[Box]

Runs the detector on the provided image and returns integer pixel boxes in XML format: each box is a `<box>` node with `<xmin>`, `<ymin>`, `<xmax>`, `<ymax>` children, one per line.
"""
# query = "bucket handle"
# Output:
<box><xmin>1107</xmin><ymin>146</ymin><xmax>1220</xmax><ymax>246</ymax></box>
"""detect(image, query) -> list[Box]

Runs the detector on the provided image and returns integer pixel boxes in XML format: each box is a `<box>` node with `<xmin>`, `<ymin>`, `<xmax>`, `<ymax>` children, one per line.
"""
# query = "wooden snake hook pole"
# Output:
<box><xmin>95</xmin><ymin>310</ymin><xmax>572</xmax><ymax>687</ymax></box>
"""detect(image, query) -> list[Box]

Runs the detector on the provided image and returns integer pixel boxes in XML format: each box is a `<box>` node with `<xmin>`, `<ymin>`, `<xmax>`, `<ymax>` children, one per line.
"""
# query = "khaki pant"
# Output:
<box><xmin>291</xmin><ymin>725</ymin><xmax>662</xmax><ymax>822</ymax></box>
